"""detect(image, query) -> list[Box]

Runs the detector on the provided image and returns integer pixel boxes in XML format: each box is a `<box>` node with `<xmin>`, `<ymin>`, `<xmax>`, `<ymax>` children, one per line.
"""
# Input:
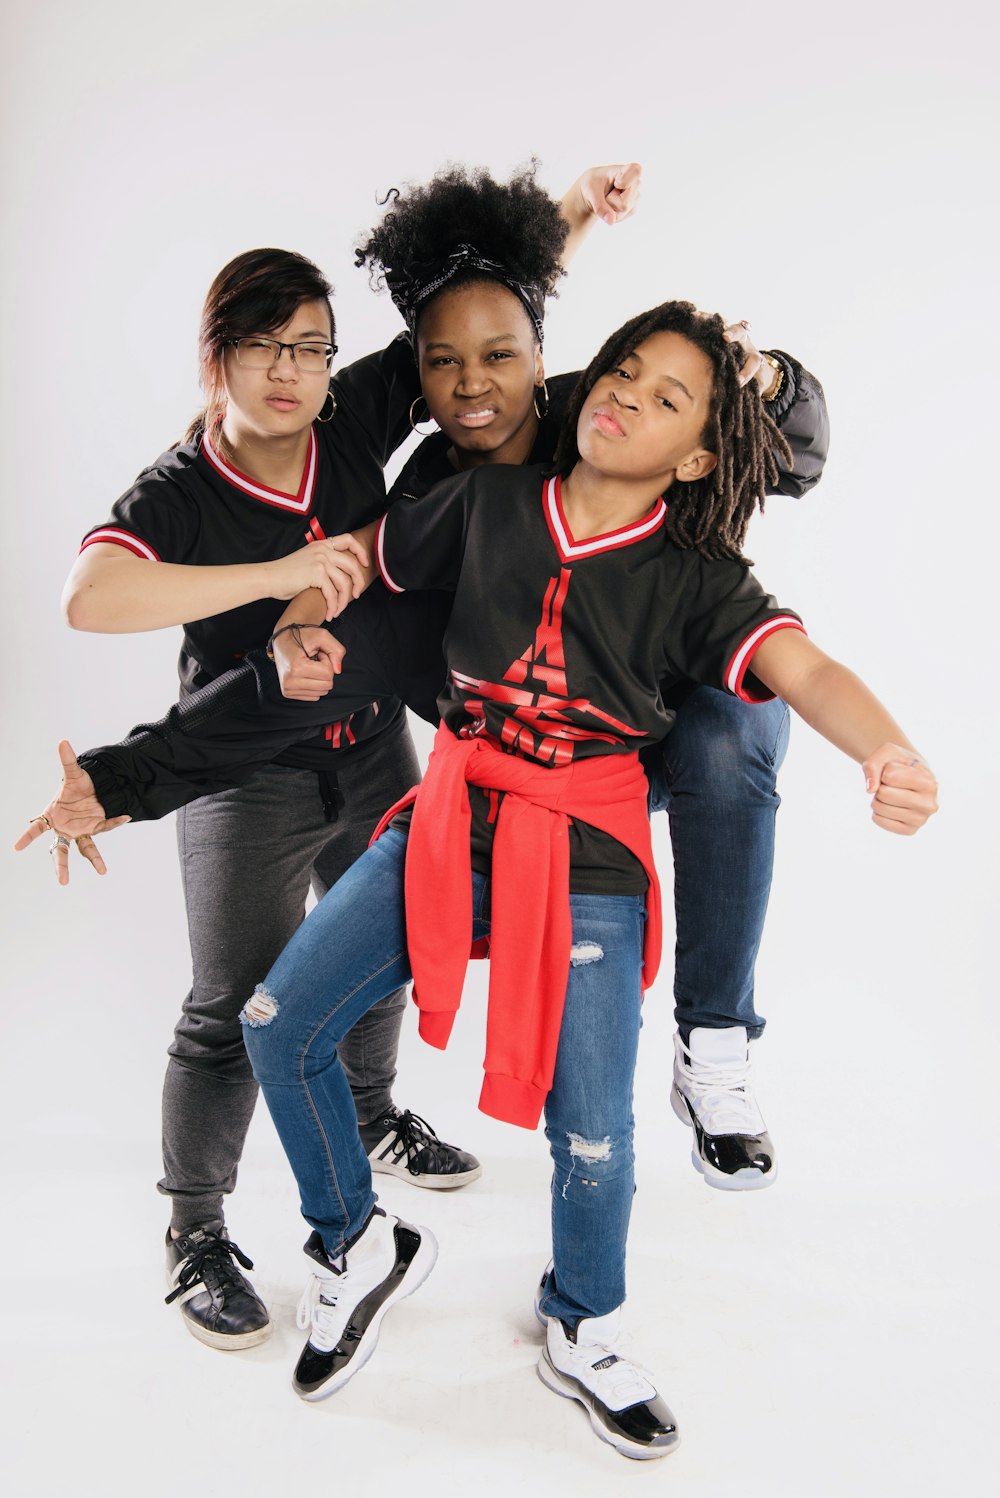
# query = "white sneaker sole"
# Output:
<box><xmin>164</xmin><ymin>1269</ymin><xmax>273</xmax><ymax>1351</ymax></box>
<box><xmin>297</xmin><ymin>1227</ymin><xmax>439</xmax><ymax>1402</ymax></box>
<box><xmin>537</xmin><ymin>1348</ymin><xmax>680</xmax><ymax>1461</ymax></box>
<box><xmin>670</xmin><ymin>1085</ymin><xmax>776</xmax><ymax>1192</ymax></box>
<box><xmin>181</xmin><ymin>1317</ymin><xmax>273</xmax><ymax>1351</ymax></box>
<box><xmin>369</xmin><ymin>1156</ymin><xmax>482</xmax><ymax>1190</ymax></box>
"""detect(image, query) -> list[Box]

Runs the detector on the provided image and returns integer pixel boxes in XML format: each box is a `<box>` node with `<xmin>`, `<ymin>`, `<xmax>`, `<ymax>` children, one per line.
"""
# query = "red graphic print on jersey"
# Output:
<box><xmin>450</xmin><ymin>567</ymin><xmax>644</xmax><ymax>766</ymax></box>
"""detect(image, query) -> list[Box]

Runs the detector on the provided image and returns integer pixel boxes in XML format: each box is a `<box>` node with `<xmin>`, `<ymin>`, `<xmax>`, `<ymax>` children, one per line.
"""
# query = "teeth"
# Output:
<box><xmin>459</xmin><ymin>410</ymin><xmax>495</xmax><ymax>420</ymax></box>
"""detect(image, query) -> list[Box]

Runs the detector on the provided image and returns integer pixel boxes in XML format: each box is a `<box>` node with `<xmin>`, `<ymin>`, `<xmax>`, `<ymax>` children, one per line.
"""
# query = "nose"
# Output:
<box><xmin>269</xmin><ymin>346</ymin><xmax>299</xmax><ymax>380</ymax></box>
<box><xmin>610</xmin><ymin>384</ymin><xmax>637</xmax><ymax>411</ymax></box>
<box><xmin>456</xmin><ymin>365</ymin><xmax>493</xmax><ymax>398</ymax></box>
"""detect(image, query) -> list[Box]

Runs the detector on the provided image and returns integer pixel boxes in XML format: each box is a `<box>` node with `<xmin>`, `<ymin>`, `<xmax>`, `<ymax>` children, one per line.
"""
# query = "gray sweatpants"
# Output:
<box><xmin>159</xmin><ymin>721</ymin><xmax>421</xmax><ymax>1233</ymax></box>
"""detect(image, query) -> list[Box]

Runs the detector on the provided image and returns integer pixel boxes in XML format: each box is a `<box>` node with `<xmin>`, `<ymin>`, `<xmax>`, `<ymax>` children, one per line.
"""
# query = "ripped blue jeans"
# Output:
<box><xmin>241</xmin><ymin>824</ymin><xmax>644</xmax><ymax>1326</ymax></box>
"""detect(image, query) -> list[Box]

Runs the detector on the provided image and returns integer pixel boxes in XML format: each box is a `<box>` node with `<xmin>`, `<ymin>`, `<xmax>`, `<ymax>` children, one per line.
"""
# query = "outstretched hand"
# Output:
<box><xmin>13</xmin><ymin>740</ymin><xmax>130</xmax><ymax>884</ymax></box>
<box><xmin>862</xmin><ymin>744</ymin><xmax>939</xmax><ymax>835</ymax></box>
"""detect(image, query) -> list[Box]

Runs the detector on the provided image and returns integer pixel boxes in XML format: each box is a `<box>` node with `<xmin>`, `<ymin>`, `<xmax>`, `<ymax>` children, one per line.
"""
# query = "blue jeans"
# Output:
<box><xmin>241</xmin><ymin>826</ymin><xmax>645</xmax><ymax>1326</ymax></box>
<box><xmin>644</xmin><ymin>687</ymin><xmax>790</xmax><ymax>1040</ymax></box>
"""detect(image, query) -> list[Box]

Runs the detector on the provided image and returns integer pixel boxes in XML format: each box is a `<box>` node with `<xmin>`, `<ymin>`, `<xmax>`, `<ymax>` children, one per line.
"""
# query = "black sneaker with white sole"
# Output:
<box><xmin>293</xmin><ymin>1208</ymin><xmax>438</xmax><ymax>1401</ymax></box>
<box><xmin>539</xmin><ymin>1309</ymin><xmax>680</xmax><ymax>1461</ymax></box>
<box><xmin>671</xmin><ymin>1026</ymin><xmax>776</xmax><ymax>1190</ymax></box>
<box><xmin>165</xmin><ymin>1226</ymin><xmax>271</xmax><ymax>1350</ymax></box>
<box><xmin>359</xmin><ymin>1105</ymin><xmax>481</xmax><ymax>1189</ymax></box>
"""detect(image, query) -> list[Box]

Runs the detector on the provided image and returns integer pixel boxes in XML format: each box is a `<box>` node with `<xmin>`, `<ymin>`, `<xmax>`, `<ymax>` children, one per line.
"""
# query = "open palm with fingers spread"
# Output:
<box><xmin>13</xmin><ymin>739</ymin><xmax>130</xmax><ymax>884</ymax></box>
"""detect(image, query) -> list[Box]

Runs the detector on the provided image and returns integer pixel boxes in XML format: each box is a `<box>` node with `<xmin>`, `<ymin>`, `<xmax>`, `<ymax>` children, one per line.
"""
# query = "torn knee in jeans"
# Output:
<box><xmin>569</xmin><ymin>941</ymin><xmax>603</xmax><ymax>967</ymax></box>
<box><xmin>560</xmin><ymin>1132</ymin><xmax>612</xmax><ymax>1197</ymax></box>
<box><xmin>241</xmin><ymin>987</ymin><xmax>278</xmax><ymax>1027</ymax></box>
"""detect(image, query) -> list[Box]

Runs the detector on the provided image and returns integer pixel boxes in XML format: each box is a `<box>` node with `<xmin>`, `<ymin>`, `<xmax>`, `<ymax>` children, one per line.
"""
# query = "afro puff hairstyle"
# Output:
<box><xmin>552</xmin><ymin>302</ymin><xmax>793</xmax><ymax>564</ymax></box>
<box><xmin>354</xmin><ymin>161</ymin><xmax>568</xmax><ymax>338</ymax></box>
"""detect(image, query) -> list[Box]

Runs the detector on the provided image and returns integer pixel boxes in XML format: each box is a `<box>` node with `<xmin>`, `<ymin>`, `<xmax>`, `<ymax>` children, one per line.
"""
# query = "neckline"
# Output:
<box><xmin>201</xmin><ymin>428</ymin><xmax>318</xmax><ymax>515</ymax></box>
<box><xmin>543</xmin><ymin>474</ymin><xmax>666</xmax><ymax>562</ymax></box>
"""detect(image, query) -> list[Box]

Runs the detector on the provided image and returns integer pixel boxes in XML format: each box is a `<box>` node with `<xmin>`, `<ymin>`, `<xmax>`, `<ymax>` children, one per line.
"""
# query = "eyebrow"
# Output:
<box><xmin>623</xmin><ymin>348</ymin><xmax>693</xmax><ymax>403</ymax></box>
<box><xmin>422</xmin><ymin>333</ymin><xmax>521</xmax><ymax>353</ymax></box>
<box><xmin>256</xmin><ymin>329</ymin><xmax>331</xmax><ymax>340</ymax></box>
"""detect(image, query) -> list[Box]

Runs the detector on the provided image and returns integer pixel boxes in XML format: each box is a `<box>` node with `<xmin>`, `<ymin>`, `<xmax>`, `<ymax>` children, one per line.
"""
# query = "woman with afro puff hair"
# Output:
<box><xmin>47</xmin><ymin>159</ymin><xmax>641</xmax><ymax>1356</ymax></box>
<box><xmin>21</xmin><ymin>298</ymin><xmax>934</xmax><ymax>1457</ymax></box>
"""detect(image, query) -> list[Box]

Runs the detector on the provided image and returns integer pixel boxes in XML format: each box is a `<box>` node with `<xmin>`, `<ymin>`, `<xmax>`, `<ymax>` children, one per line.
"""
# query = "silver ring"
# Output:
<box><xmin>49</xmin><ymin>835</ymin><xmax>71</xmax><ymax>855</ymax></box>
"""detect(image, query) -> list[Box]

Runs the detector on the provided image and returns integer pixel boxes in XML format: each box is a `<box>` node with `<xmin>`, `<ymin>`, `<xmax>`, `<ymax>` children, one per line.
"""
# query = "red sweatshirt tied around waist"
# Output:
<box><xmin>370</xmin><ymin>724</ymin><xmax>662</xmax><ymax>1129</ymax></box>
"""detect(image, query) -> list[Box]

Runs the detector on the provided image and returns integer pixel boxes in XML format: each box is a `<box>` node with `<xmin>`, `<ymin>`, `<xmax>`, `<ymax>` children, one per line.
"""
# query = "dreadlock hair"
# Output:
<box><xmin>354</xmin><ymin>161</ymin><xmax>568</xmax><ymax>339</ymax></box>
<box><xmin>551</xmin><ymin>301</ymin><xmax>793</xmax><ymax>564</ymax></box>
<box><xmin>183</xmin><ymin>248</ymin><xmax>335</xmax><ymax>445</ymax></box>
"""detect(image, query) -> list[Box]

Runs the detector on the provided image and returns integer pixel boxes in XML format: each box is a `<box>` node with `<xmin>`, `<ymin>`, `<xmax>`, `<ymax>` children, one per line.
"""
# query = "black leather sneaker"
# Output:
<box><xmin>359</xmin><ymin>1106</ymin><xmax>482</xmax><ymax>1189</ymax></box>
<box><xmin>293</xmin><ymin>1210</ymin><xmax>437</xmax><ymax>1401</ymax></box>
<box><xmin>165</xmin><ymin>1226</ymin><xmax>271</xmax><ymax>1349</ymax></box>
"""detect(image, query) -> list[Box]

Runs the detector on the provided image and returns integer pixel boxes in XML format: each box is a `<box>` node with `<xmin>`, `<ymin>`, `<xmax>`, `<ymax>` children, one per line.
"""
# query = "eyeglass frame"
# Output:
<box><xmin>224</xmin><ymin>336</ymin><xmax>338</xmax><ymax>370</ymax></box>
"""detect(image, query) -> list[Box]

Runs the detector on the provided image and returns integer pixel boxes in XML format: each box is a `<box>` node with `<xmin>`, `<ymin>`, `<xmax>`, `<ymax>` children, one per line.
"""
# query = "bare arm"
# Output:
<box><xmin>62</xmin><ymin>534</ymin><xmax>370</xmax><ymax>634</ymax></box>
<box><xmin>559</xmin><ymin>163</ymin><xmax>642</xmax><ymax>267</ymax></box>
<box><xmin>752</xmin><ymin>631</ymin><xmax>939</xmax><ymax>836</ymax></box>
<box><xmin>269</xmin><ymin>519</ymin><xmax>381</xmax><ymax>700</ymax></box>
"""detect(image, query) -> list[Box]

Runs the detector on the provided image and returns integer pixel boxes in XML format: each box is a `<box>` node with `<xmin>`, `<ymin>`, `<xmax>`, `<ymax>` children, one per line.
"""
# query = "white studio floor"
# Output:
<box><xmin>3</xmin><ymin>923</ymin><xmax>991</xmax><ymax>1498</ymax></box>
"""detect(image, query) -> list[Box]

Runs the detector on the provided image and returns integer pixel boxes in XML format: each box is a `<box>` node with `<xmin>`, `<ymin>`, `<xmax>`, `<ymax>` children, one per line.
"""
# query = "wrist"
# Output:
<box><xmin>759</xmin><ymin>352</ymin><xmax>785</xmax><ymax>403</ymax></box>
<box><xmin>266</xmin><ymin>622</ymin><xmax>306</xmax><ymax>661</ymax></box>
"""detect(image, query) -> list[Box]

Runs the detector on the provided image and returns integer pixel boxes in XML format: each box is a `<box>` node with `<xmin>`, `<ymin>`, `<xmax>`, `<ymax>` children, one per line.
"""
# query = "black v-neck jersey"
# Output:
<box><xmin>78</xmin><ymin>336</ymin><xmax>419</xmax><ymax>766</ymax></box>
<box><xmin>376</xmin><ymin>463</ymin><xmax>803</xmax><ymax>889</ymax></box>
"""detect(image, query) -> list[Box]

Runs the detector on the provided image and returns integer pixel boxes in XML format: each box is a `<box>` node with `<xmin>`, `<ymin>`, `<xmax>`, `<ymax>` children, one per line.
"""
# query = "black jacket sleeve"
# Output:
<box><xmin>77</xmin><ymin>588</ymin><xmax>450</xmax><ymax>823</ymax></box>
<box><xmin>763</xmin><ymin>349</ymin><xmax>830</xmax><ymax>498</ymax></box>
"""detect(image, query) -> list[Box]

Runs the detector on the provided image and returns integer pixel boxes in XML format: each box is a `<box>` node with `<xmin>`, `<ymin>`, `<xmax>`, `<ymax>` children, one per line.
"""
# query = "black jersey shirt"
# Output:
<box><xmin>376</xmin><ymin>464</ymin><xmax>805</xmax><ymax>894</ymax></box>
<box><xmin>79</xmin><ymin>336</ymin><xmax>420</xmax><ymax>769</ymax></box>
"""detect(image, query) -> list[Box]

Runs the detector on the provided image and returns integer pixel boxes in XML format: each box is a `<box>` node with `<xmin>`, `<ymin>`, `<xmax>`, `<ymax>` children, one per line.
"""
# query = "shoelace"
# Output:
<box><xmin>164</xmin><ymin>1233</ymin><xmax>254</xmax><ymax>1305</ymax></box>
<box><xmin>386</xmin><ymin>1109</ymin><xmax>449</xmax><ymax>1172</ymax></box>
<box><xmin>675</xmin><ymin>1042</ymin><xmax>763</xmax><ymax>1134</ymax></box>
<box><xmin>296</xmin><ymin>1269</ymin><xmax>345</xmax><ymax>1351</ymax></box>
<box><xmin>576</xmin><ymin>1332</ymin><xmax>656</xmax><ymax>1408</ymax></box>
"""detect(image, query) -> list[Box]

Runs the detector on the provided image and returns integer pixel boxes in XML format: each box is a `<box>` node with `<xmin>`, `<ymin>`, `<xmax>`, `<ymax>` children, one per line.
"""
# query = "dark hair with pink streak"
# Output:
<box><xmin>184</xmin><ymin>248</ymin><xmax>335</xmax><ymax>443</ymax></box>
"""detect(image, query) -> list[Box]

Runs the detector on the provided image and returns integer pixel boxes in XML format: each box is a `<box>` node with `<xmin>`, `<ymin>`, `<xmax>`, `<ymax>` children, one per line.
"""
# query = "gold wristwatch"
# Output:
<box><xmin>760</xmin><ymin>352</ymin><xmax>784</xmax><ymax>403</ymax></box>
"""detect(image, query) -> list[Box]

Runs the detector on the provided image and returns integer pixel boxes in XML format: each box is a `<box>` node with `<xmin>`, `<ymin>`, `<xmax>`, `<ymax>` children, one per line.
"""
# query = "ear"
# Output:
<box><xmin>674</xmin><ymin>448</ymin><xmax>717</xmax><ymax>484</ymax></box>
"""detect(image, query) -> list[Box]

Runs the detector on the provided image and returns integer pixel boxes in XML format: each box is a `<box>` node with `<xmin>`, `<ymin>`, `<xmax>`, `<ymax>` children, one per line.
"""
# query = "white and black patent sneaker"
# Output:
<box><xmin>671</xmin><ymin>1026</ymin><xmax>776</xmax><ymax>1191</ymax></box>
<box><xmin>292</xmin><ymin>1208</ymin><xmax>437</xmax><ymax>1402</ymax></box>
<box><xmin>359</xmin><ymin>1105</ymin><xmax>482</xmax><ymax>1190</ymax></box>
<box><xmin>164</xmin><ymin>1226</ymin><xmax>271</xmax><ymax>1350</ymax></box>
<box><xmin>538</xmin><ymin>1309</ymin><xmax>680</xmax><ymax>1461</ymax></box>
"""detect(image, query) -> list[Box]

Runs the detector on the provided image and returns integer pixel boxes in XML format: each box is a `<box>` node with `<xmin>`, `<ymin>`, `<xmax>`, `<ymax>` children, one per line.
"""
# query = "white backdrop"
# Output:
<box><xmin>1</xmin><ymin>2</ymin><xmax>996</xmax><ymax>1494</ymax></box>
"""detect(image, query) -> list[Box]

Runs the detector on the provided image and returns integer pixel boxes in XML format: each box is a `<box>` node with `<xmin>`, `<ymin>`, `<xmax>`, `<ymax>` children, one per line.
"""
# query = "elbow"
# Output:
<box><xmin>62</xmin><ymin>579</ymin><xmax>106</xmax><ymax>632</ymax></box>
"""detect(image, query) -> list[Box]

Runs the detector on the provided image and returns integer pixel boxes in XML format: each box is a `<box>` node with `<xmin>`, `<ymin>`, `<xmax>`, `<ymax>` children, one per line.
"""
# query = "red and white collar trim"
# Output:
<box><xmin>201</xmin><ymin>428</ymin><xmax>318</xmax><ymax>515</ymax></box>
<box><xmin>543</xmin><ymin>474</ymin><xmax>666</xmax><ymax>562</ymax></box>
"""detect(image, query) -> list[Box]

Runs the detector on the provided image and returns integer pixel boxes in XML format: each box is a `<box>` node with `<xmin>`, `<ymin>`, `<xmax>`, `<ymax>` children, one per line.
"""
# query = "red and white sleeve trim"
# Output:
<box><xmin>79</xmin><ymin>528</ymin><xmax>160</xmax><ymax>562</ymax></box>
<box><xmin>375</xmin><ymin>514</ymin><xmax>405</xmax><ymax>594</ymax></box>
<box><xmin>725</xmin><ymin>616</ymin><xmax>805</xmax><ymax>701</ymax></box>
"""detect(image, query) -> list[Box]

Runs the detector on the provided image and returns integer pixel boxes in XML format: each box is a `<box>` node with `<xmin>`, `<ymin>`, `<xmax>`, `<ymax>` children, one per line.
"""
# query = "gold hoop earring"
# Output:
<box><xmin>409</xmin><ymin>396</ymin><xmax>437</xmax><ymax>435</ymax></box>
<box><xmin>317</xmin><ymin>388</ymin><xmax>337</xmax><ymax>424</ymax></box>
<box><xmin>533</xmin><ymin>380</ymin><xmax>550</xmax><ymax>420</ymax></box>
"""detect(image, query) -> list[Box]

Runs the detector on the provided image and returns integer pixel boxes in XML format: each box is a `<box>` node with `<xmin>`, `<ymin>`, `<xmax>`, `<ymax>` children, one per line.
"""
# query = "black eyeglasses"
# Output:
<box><xmin>226</xmin><ymin>337</ymin><xmax>337</xmax><ymax>373</ymax></box>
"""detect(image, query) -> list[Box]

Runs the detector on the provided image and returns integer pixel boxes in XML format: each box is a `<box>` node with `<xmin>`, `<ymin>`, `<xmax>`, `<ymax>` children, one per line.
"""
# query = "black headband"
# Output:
<box><xmin>383</xmin><ymin>242</ymin><xmax>546</xmax><ymax>344</ymax></box>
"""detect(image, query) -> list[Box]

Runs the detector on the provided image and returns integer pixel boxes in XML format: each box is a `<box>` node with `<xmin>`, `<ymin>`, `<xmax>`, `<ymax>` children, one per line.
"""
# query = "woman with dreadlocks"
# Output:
<box><xmin>20</xmin><ymin>302</ymin><xmax>936</xmax><ymax>1458</ymax></box>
